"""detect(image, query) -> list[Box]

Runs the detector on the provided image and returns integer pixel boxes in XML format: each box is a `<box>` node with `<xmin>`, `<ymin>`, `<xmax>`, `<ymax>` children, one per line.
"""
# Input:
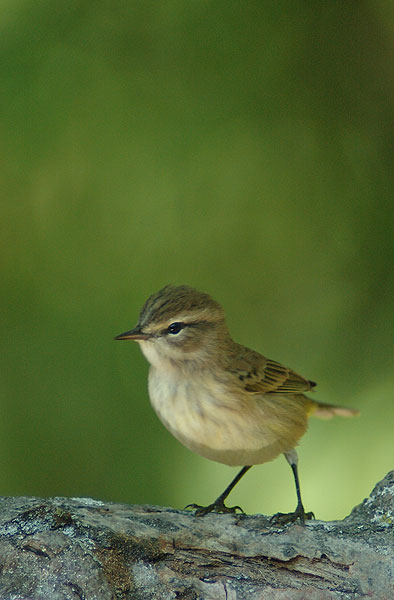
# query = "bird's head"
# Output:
<box><xmin>115</xmin><ymin>285</ymin><xmax>230</xmax><ymax>368</ymax></box>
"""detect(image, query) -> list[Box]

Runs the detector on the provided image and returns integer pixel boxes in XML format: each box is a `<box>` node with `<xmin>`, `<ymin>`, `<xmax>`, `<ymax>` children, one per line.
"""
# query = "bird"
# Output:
<box><xmin>115</xmin><ymin>285</ymin><xmax>359</xmax><ymax>524</ymax></box>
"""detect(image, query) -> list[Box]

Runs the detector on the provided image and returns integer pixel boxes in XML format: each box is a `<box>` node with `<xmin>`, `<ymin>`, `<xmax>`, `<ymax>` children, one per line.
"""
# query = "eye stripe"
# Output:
<box><xmin>160</xmin><ymin>321</ymin><xmax>209</xmax><ymax>336</ymax></box>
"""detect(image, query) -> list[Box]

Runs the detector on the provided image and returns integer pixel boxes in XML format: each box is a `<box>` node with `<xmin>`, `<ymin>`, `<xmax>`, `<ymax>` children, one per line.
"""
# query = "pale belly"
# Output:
<box><xmin>148</xmin><ymin>368</ymin><xmax>307</xmax><ymax>467</ymax></box>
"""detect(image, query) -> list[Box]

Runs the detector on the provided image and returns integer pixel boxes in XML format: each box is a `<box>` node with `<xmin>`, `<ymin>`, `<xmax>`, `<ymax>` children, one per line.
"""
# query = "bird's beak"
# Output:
<box><xmin>114</xmin><ymin>327</ymin><xmax>150</xmax><ymax>341</ymax></box>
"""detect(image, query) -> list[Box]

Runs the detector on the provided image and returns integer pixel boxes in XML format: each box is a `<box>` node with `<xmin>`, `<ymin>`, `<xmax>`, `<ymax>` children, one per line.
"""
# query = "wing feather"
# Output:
<box><xmin>225</xmin><ymin>345</ymin><xmax>315</xmax><ymax>395</ymax></box>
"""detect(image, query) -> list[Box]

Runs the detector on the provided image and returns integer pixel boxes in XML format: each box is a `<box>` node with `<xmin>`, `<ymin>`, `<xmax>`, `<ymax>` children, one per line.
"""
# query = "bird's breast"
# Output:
<box><xmin>147</xmin><ymin>367</ymin><xmax>307</xmax><ymax>466</ymax></box>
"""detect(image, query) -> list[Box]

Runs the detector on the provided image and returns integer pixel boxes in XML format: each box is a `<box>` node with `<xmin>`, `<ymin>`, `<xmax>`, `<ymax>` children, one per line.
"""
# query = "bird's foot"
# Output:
<box><xmin>185</xmin><ymin>500</ymin><xmax>245</xmax><ymax>517</ymax></box>
<box><xmin>270</xmin><ymin>505</ymin><xmax>314</xmax><ymax>526</ymax></box>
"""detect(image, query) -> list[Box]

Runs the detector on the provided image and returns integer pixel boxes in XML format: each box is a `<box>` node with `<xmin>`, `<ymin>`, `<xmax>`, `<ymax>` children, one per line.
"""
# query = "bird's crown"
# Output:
<box><xmin>137</xmin><ymin>285</ymin><xmax>225</xmax><ymax>334</ymax></box>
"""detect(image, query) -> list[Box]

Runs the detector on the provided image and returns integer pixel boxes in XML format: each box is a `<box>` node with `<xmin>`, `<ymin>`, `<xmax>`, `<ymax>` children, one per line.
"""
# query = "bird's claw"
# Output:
<box><xmin>185</xmin><ymin>502</ymin><xmax>245</xmax><ymax>516</ymax></box>
<box><xmin>270</xmin><ymin>507</ymin><xmax>314</xmax><ymax>526</ymax></box>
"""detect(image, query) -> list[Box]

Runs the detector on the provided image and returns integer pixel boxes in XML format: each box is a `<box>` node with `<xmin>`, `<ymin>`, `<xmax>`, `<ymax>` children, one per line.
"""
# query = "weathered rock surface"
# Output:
<box><xmin>0</xmin><ymin>472</ymin><xmax>393</xmax><ymax>599</ymax></box>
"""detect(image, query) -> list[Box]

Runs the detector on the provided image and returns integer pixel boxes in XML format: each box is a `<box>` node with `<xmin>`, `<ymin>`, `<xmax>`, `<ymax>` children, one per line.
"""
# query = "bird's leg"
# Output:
<box><xmin>186</xmin><ymin>466</ymin><xmax>251</xmax><ymax>516</ymax></box>
<box><xmin>270</xmin><ymin>449</ymin><xmax>314</xmax><ymax>525</ymax></box>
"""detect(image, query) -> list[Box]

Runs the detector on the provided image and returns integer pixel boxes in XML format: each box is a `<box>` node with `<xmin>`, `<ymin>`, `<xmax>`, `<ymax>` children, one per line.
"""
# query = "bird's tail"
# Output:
<box><xmin>306</xmin><ymin>398</ymin><xmax>359</xmax><ymax>420</ymax></box>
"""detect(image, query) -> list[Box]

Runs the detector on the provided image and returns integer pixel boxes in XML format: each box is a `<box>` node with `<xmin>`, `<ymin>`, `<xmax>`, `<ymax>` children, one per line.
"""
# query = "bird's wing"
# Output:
<box><xmin>225</xmin><ymin>344</ymin><xmax>315</xmax><ymax>395</ymax></box>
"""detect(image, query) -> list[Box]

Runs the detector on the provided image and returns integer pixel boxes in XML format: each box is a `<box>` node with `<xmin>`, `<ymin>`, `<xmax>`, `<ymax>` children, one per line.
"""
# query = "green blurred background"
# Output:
<box><xmin>1</xmin><ymin>1</ymin><xmax>393</xmax><ymax>521</ymax></box>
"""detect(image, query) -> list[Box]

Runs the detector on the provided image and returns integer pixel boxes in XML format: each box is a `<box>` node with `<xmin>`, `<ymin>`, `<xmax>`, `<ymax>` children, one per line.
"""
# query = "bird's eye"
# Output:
<box><xmin>167</xmin><ymin>322</ymin><xmax>184</xmax><ymax>335</ymax></box>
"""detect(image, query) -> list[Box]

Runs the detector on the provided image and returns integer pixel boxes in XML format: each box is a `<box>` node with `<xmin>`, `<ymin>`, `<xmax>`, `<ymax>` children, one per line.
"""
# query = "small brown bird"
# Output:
<box><xmin>115</xmin><ymin>285</ymin><xmax>358</xmax><ymax>523</ymax></box>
